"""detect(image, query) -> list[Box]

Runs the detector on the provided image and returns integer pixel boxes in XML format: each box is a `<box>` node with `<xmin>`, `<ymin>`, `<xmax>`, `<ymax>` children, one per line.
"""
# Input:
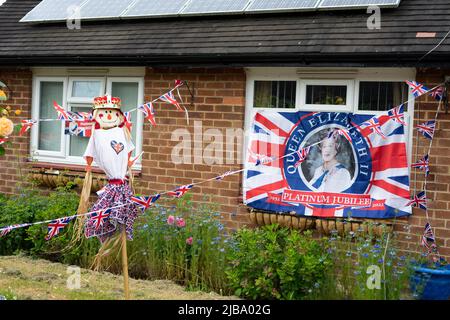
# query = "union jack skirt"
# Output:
<box><xmin>85</xmin><ymin>181</ymin><xmax>138</xmax><ymax>243</ymax></box>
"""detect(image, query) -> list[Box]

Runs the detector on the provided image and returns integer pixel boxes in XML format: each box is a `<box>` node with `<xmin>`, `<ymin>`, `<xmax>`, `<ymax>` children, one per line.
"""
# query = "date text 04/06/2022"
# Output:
<box><xmin>178</xmin><ymin>304</ymin><xmax>271</xmax><ymax>317</ymax></box>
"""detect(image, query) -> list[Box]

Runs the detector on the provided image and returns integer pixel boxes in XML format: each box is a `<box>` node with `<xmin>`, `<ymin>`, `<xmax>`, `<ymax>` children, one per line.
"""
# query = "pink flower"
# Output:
<box><xmin>176</xmin><ymin>217</ymin><xmax>186</xmax><ymax>228</ymax></box>
<box><xmin>186</xmin><ymin>237</ymin><xmax>193</xmax><ymax>245</ymax></box>
<box><xmin>167</xmin><ymin>215</ymin><xmax>175</xmax><ymax>225</ymax></box>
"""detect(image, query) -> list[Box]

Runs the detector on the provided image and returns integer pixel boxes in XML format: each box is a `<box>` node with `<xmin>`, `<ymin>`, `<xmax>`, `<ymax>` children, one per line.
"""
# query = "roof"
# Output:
<box><xmin>1</xmin><ymin>0</ymin><xmax>450</xmax><ymax>67</ymax></box>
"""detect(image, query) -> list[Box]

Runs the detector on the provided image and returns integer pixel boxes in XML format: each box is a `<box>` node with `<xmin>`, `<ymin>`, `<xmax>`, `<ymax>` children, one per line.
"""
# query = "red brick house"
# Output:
<box><xmin>1</xmin><ymin>0</ymin><xmax>450</xmax><ymax>258</ymax></box>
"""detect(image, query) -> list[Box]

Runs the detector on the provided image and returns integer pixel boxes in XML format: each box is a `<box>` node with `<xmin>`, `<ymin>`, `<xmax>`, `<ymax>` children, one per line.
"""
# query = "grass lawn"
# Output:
<box><xmin>0</xmin><ymin>255</ymin><xmax>236</xmax><ymax>300</ymax></box>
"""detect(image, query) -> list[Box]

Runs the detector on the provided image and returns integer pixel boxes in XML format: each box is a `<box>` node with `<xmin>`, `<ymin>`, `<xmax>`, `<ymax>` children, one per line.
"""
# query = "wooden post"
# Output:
<box><xmin>121</xmin><ymin>228</ymin><xmax>130</xmax><ymax>300</ymax></box>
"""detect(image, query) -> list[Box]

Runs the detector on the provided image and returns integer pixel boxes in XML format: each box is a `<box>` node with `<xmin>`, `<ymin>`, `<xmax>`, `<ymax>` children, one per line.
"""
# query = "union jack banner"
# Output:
<box><xmin>89</xmin><ymin>209</ymin><xmax>111</xmax><ymax>230</ymax></box>
<box><xmin>130</xmin><ymin>194</ymin><xmax>161</xmax><ymax>212</ymax></box>
<box><xmin>123</xmin><ymin>112</ymin><xmax>133</xmax><ymax>132</ymax></box>
<box><xmin>168</xmin><ymin>184</ymin><xmax>194</xmax><ymax>198</ymax></box>
<box><xmin>138</xmin><ymin>102</ymin><xmax>157</xmax><ymax>126</ymax></box>
<box><xmin>159</xmin><ymin>91</ymin><xmax>183</xmax><ymax>112</ymax></box>
<box><xmin>244</xmin><ymin>110</ymin><xmax>411</xmax><ymax>219</ymax></box>
<box><xmin>19</xmin><ymin>120</ymin><xmax>37</xmax><ymax>136</ymax></box>
<box><xmin>417</xmin><ymin>120</ymin><xmax>435</xmax><ymax>140</ymax></box>
<box><xmin>64</xmin><ymin>120</ymin><xmax>94</xmax><ymax>137</ymax></box>
<box><xmin>361</xmin><ymin>117</ymin><xmax>387</xmax><ymax>139</ymax></box>
<box><xmin>45</xmin><ymin>217</ymin><xmax>75</xmax><ymax>241</ymax></box>
<box><xmin>294</xmin><ymin>146</ymin><xmax>311</xmax><ymax>169</ymax></box>
<box><xmin>215</xmin><ymin>171</ymin><xmax>235</xmax><ymax>181</ymax></box>
<box><xmin>53</xmin><ymin>101</ymin><xmax>71</xmax><ymax>121</ymax></box>
<box><xmin>405</xmin><ymin>80</ymin><xmax>429</xmax><ymax>98</ymax></box>
<box><xmin>430</xmin><ymin>86</ymin><xmax>444</xmax><ymax>101</ymax></box>
<box><xmin>407</xmin><ymin>191</ymin><xmax>427</xmax><ymax>210</ymax></box>
<box><xmin>388</xmin><ymin>105</ymin><xmax>406</xmax><ymax>126</ymax></box>
<box><xmin>412</xmin><ymin>154</ymin><xmax>430</xmax><ymax>176</ymax></box>
<box><xmin>421</xmin><ymin>222</ymin><xmax>436</xmax><ymax>248</ymax></box>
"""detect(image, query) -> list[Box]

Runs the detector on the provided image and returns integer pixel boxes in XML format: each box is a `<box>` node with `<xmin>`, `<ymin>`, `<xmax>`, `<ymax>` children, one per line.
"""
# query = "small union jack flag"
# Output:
<box><xmin>407</xmin><ymin>191</ymin><xmax>427</xmax><ymax>210</ymax></box>
<box><xmin>53</xmin><ymin>101</ymin><xmax>71</xmax><ymax>121</ymax></box>
<box><xmin>130</xmin><ymin>194</ymin><xmax>161</xmax><ymax>212</ymax></box>
<box><xmin>405</xmin><ymin>80</ymin><xmax>429</xmax><ymax>98</ymax></box>
<box><xmin>421</xmin><ymin>222</ymin><xmax>436</xmax><ymax>249</ymax></box>
<box><xmin>361</xmin><ymin>117</ymin><xmax>387</xmax><ymax>139</ymax></box>
<box><xmin>430</xmin><ymin>86</ymin><xmax>444</xmax><ymax>101</ymax></box>
<box><xmin>294</xmin><ymin>146</ymin><xmax>311</xmax><ymax>169</ymax></box>
<box><xmin>45</xmin><ymin>217</ymin><xmax>75</xmax><ymax>241</ymax></box>
<box><xmin>215</xmin><ymin>171</ymin><xmax>235</xmax><ymax>181</ymax></box>
<box><xmin>19</xmin><ymin>120</ymin><xmax>37</xmax><ymax>136</ymax></box>
<box><xmin>123</xmin><ymin>112</ymin><xmax>133</xmax><ymax>132</ymax></box>
<box><xmin>331</xmin><ymin>128</ymin><xmax>353</xmax><ymax>142</ymax></box>
<box><xmin>388</xmin><ymin>105</ymin><xmax>406</xmax><ymax>126</ymax></box>
<box><xmin>168</xmin><ymin>185</ymin><xmax>193</xmax><ymax>198</ymax></box>
<box><xmin>417</xmin><ymin>120</ymin><xmax>436</xmax><ymax>140</ymax></box>
<box><xmin>89</xmin><ymin>209</ymin><xmax>111</xmax><ymax>230</ymax></box>
<box><xmin>0</xmin><ymin>227</ymin><xmax>12</xmax><ymax>238</ymax></box>
<box><xmin>159</xmin><ymin>91</ymin><xmax>183</xmax><ymax>112</ymax></box>
<box><xmin>138</xmin><ymin>102</ymin><xmax>157</xmax><ymax>126</ymax></box>
<box><xmin>412</xmin><ymin>154</ymin><xmax>430</xmax><ymax>176</ymax></box>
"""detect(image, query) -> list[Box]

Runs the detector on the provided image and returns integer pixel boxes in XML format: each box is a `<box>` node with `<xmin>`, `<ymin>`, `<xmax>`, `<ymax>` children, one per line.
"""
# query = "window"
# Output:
<box><xmin>300</xmin><ymin>79</ymin><xmax>354</xmax><ymax>112</ymax></box>
<box><xmin>31</xmin><ymin>75</ymin><xmax>144</xmax><ymax>167</ymax></box>
<box><xmin>358</xmin><ymin>81</ymin><xmax>409</xmax><ymax>112</ymax></box>
<box><xmin>254</xmin><ymin>81</ymin><xmax>296</xmax><ymax>109</ymax></box>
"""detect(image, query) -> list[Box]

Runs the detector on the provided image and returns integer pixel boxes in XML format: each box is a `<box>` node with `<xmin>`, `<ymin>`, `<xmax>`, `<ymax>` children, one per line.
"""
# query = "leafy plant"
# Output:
<box><xmin>225</xmin><ymin>225</ymin><xmax>331</xmax><ymax>300</ymax></box>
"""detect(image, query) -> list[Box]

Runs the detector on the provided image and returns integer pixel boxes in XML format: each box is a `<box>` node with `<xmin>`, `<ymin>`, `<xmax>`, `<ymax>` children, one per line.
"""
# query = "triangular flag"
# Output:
<box><xmin>138</xmin><ymin>103</ymin><xmax>157</xmax><ymax>126</ymax></box>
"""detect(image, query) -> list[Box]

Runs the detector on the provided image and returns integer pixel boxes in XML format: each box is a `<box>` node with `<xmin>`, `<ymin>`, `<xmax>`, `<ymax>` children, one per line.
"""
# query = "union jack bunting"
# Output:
<box><xmin>0</xmin><ymin>227</ymin><xmax>12</xmax><ymax>238</ymax></box>
<box><xmin>159</xmin><ymin>91</ymin><xmax>183</xmax><ymax>112</ymax></box>
<box><xmin>89</xmin><ymin>209</ymin><xmax>111</xmax><ymax>230</ymax></box>
<box><xmin>333</xmin><ymin>128</ymin><xmax>352</xmax><ymax>142</ymax></box>
<box><xmin>421</xmin><ymin>223</ymin><xmax>436</xmax><ymax>249</ymax></box>
<box><xmin>123</xmin><ymin>112</ymin><xmax>133</xmax><ymax>132</ymax></box>
<box><xmin>174</xmin><ymin>80</ymin><xmax>184</xmax><ymax>87</ymax></box>
<box><xmin>138</xmin><ymin>102</ymin><xmax>157</xmax><ymax>126</ymax></box>
<box><xmin>405</xmin><ymin>80</ymin><xmax>429</xmax><ymax>98</ymax></box>
<box><xmin>412</xmin><ymin>154</ymin><xmax>430</xmax><ymax>176</ymax></box>
<box><xmin>68</xmin><ymin>111</ymin><xmax>93</xmax><ymax>121</ymax></box>
<box><xmin>215</xmin><ymin>171</ymin><xmax>235</xmax><ymax>181</ymax></box>
<box><xmin>168</xmin><ymin>184</ymin><xmax>193</xmax><ymax>198</ymax></box>
<box><xmin>19</xmin><ymin>120</ymin><xmax>37</xmax><ymax>136</ymax></box>
<box><xmin>294</xmin><ymin>146</ymin><xmax>310</xmax><ymax>169</ymax></box>
<box><xmin>388</xmin><ymin>105</ymin><xmax>406</xmax><ymax>126</ymax></box>
<box><xmin>417</xmin><ymin>120</ymin><xmax>436</xmax><ymax>140</ymax></box>
<box><xmin>361</xmin><ymin>117</ymin><xmax>387</xmax><ymax>139</ymax></box>
<box><xmin>45</xmin><ymin>217</ymin><xmax>75</xmax><ymax>241</ymax></box>
<box><xmin>407</xmin><ymin>191</ymin><xmax>427</xmax><ymax>210</ymax></box>
<box><xmin>130</xmin><ymin>194</ymin><xmax>161</xmax><ymax>212</ymax></box>
<box><xmin>53</xmin><ymin>101</ymin><xmax>71</xmax><ymax>121</ymax></box>
<box><xmin>430</xmin><ymin>86</ymin><xmax>444</xmax><ymax>101</ymax></box>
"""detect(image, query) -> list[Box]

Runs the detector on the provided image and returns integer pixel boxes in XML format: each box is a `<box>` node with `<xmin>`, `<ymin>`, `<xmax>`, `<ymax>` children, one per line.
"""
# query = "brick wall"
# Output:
<box><xmin>0</xmin><ymin>68</ymin><xmax>32</xmax><ymax>195</ymax></box>
<box><xmin>1</xmin><ymin>66</ymin><xmax>450</xmax><ymax>259</ymax></box>
<box><xmin>395</xmin><ymin>68</ymin><xmax>450</xmax><ymax>259</ymax></box>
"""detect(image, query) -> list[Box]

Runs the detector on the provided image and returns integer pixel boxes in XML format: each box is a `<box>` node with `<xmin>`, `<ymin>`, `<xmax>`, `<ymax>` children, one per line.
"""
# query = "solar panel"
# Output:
<box><xmin>80</xmin><ymin>0</ymin><xmax>135</xmax><ymax>19</ymax></box>
<box><xmin>20</xmin><ymin>0</ymin><xmax>87</xmax><ymax>22</ymax></box>
<box><xmin>246</xmin><ymin>0</ymin><xmax>320</xmax><ymax>12</ymax></box>
<box><xmin>181</xmin><ymin>0</ymin><xmax>251</xmax><ymax>15</ymax></box>
<box><xmin>319</xmin><ymin>0</ymin><xmax>401</xmax><ymax>9</ymax></box>
<box><xmin>123</xmin><ymin>0</ymin><xmax>189</xmax><ymax>18</ymax></box>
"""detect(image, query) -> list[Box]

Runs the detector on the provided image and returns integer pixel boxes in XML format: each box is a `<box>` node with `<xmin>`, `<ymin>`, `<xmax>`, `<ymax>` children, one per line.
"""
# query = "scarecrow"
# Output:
<box><xmin>74</xmin><ymin>94</ymin><xmax>137</xmax><ymax>299</ymax></box>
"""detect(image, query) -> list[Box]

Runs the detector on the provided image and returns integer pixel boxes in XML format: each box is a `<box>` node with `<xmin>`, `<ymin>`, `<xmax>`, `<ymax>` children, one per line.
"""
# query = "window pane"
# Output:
<box><xmin>306</xmin><ymin>85</ymin><xmax>347</xmax><ymax>105</ymax></box>
<box><xmin>359</xmin><ymin>82</ymin><xmax>409</xmax><ymax>111</ymax></box>
<box><xmin>69</xmin><ymin>106</ymin><xmax>91</xmax><ymax>157</ymax></box>
<box><xmin>72</xmin><ymin>80</ymin><xmax>102</xmax><ymax>98</ymax></box>
<box><xmin>111</xmin><ymin>82</ymin><xmax>139</xmax><ymax>154</ymax></box>
<box><xmin>38</xmin><ymin>81</ymin><xmax>63</xmax><ymax>151</ymax></box>
<box><xmin>254</xmin><ymin>81</ymin><xmax>296</xmax><ymax>108</ymax></box>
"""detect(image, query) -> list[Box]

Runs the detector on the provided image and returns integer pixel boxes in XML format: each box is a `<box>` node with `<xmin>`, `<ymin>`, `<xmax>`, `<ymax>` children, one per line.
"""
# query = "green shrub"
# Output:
<box><xmin>225</xmin><ymin>224</ymin><xmax>332</xmax><ymax>300</ymax></box>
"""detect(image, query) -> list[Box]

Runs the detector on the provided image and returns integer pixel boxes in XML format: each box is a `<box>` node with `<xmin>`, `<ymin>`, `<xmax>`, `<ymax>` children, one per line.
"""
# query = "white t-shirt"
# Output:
<box><xmin>83</xmin><ymin>126</ymin><xmax>135</xmax><ymax>180</ymax></box>
<box><xmin>310</xmin><ymin>163</ymin><xmax>352</xmax><ymax>193</ymax></box>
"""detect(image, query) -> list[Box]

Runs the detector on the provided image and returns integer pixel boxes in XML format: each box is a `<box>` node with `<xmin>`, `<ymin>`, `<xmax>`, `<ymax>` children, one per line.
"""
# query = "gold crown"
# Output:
<box><xmin>93</xmin><ymin>94</ymin><xmax>121</xmax><ymax>110</ymax></box>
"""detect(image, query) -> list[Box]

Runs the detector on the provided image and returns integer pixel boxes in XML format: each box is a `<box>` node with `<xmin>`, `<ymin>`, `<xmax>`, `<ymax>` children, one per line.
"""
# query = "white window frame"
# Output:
<box><xmin>299</xmin><ymin>79</ymin><xmax>355</xmax><ymax>112</ymax></box>
<box><xmin>31</xmin><ymin>74</ymin><xmax>144</xmax><ymax>169</ymax></box>
<box><xmin>244</xmin><ymin>67</ymin><xmax>416</xmax><ymax>172</ymax></box>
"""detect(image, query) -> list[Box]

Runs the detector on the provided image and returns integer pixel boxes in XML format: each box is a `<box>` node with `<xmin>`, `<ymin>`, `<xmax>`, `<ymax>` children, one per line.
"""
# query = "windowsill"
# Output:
<box><xmin>27</xmin><ymin>160</ymin><xmax>142</xmax><ymax>177</ymax></box>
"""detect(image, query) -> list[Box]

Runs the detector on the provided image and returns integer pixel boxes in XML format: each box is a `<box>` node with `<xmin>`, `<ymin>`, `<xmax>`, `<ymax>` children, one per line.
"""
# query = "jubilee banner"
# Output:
<box><xmin>243</xmin><ymin>110</ymin><xmax>412</xmax><ymax>219</ymax></box>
